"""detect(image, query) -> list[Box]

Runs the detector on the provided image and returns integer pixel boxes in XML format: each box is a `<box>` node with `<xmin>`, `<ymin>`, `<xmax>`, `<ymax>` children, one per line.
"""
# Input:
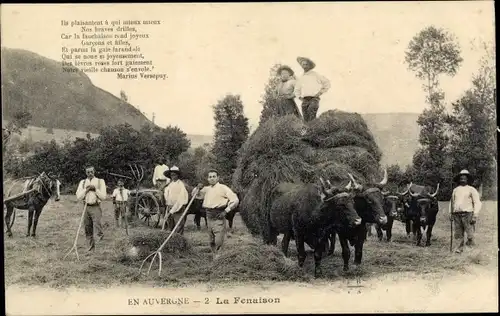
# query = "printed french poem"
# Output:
<box><xmin>60</xmin><ymin>19</ymin><xmax>167</xmax><ymax>80</ymax></box>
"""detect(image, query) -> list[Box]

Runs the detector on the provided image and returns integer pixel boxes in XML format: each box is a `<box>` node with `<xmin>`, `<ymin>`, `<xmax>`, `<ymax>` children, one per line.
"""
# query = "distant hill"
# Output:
<box><xmin>1</xmin><ymin>47</ymin><xmax>153</xmax><ymax>133</ymax></box>
<box><xmin>361</xmin><ymin>113</ymin><xmax>420</xmax><ymax>167</ymax></box>
<box><xmin>1</xmin><ymin>48</ymin><xmax>420</xmax><ymax>167</ymax></box>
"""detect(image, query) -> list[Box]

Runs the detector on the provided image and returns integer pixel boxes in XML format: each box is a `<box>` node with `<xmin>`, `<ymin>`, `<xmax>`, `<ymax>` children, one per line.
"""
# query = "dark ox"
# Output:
<box><xmin>406</xmin><ymin>183</ymin><xmax>440</xmax><ymax>246</ymax></box>
<box><xmin>4</xmin><ymin>172</ymin><xmax>61</xmax><ymax>237</ymax></box>
<box><xmin>269</xmin><ymin>178</ymin><xmax>361</xmax><ymax>277</ymax></box>
<box><xmin>328</xmin><ymin>170</ymin><xmax>389</xmax><ymax>270</ymax></box>
<box><xmin>372</xmin><ymin>184</ymin><xmax>412</xmax><ymax>242</ymax></box>
<box><xmin>184</xmin><ymin>183</ymin><xmax>239</xmax><ymax>230</ymax></box>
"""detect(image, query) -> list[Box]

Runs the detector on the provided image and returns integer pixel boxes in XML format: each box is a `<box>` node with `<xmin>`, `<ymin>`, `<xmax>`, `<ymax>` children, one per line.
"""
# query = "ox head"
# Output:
<box><xmin>380</xmin><ymin>183</ymin><xmax>413</xmax><ymax>219</ymax></box>
<box><xmin>318</xmin><ymin>176</ymin><xmax>362</xmax><ymax>227</ymax></box>
<box><xmin>408</xmin><ymin>183</ymin><xmax>440</xmax><ymax>225</ymax></box>
<box><xmin>347</xmin><ymin>170</ymin><xmax>388</xmax><ymax>225</ymax></box>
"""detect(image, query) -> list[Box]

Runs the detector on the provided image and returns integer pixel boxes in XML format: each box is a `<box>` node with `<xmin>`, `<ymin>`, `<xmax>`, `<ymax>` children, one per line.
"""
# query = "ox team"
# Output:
<box><xmin>76</xmin><ymin>163</ymin><xmax>239</xmax><ymax>260</ymax></box>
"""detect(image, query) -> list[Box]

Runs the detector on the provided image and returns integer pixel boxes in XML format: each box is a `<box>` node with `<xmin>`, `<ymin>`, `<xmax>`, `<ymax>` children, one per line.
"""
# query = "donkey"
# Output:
<box><xmin>4</xmin><ymin>172</ymin><xmax>61</xmax><ymax>237</ymax></box>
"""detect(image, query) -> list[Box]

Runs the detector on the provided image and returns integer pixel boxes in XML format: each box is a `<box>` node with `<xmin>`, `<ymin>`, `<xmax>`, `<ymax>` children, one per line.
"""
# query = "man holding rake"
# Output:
<box><xmin>76</xmin><ymin>166</ymin><xmax>107</xmax><ymax>252</ymax></box>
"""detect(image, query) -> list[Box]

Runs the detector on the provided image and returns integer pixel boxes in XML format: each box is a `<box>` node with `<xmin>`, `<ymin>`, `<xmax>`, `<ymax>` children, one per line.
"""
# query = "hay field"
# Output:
<box><xmin>3</xmin><ymin>195</ymin><xmax>497</xmax><ymax>289</ymax></box>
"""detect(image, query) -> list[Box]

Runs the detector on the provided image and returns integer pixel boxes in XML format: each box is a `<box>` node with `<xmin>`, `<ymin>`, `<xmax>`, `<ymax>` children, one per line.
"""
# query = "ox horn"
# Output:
<box><xmin>398</xmin><ymin>182</ymin><xmax>412</xmax><ymax>195</ymax></box>
<box><xmin>348</xmin><ymin>173</ymin><xmax>362</xmax><ymax>190</ymax></box>
<box><xmin>345</xmin><ymin>180</ymin><xmax>352</xmax><ymax>190</ymax></box>
<box><xmin>430</xmin><ymin>183</ymin><xmax>440</xmax><ymax>198</ymax></box>
<box><xmin>379</xmin><ymin>168</ymin><xmax>388</xmax><ymax>186</ymax></box>
<box><xmin>408</xmin><ymin>185</ymin><xmax>420</xmax><ymax>198</ymax></box>
<box><xmin>319</xmin><ymin>177</ymin><xmax>328</xmax><ymax>190</ymax></box>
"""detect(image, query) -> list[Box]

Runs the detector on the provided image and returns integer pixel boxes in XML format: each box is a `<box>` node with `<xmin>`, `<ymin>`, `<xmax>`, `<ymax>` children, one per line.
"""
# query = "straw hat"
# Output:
<box><xmin>166</xmin><ymin>166</ymin><xmax>181</xmax><ymax>178</ymax></box>
<box><xmin>453</xmin><ymin>169</ymin><xmax>473</xmax><ymax>184</ymax></box>
<box><xmin>297</xmin><ymin>56</ymin><xmax>316</xmax><ymax>69</ymax></box>
<box><xmin>276</xmin><ymin>65</ymin><xmax>294</xmax><ymax>76</ymax></box>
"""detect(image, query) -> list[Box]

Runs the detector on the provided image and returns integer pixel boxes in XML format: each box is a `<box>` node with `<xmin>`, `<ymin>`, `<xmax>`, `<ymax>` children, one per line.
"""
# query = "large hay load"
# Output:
<box><xmin>232</xmin><ymin>110</ymin><xmax>382</xmax><ymax>240</ymax></box>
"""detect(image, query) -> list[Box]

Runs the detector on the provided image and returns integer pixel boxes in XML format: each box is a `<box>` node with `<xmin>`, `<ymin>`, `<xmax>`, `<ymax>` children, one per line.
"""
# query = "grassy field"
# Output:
<box><xmin>3</xmin><ymin>196</ymin><xmax>497</xmax><ymax>289</ymax></box>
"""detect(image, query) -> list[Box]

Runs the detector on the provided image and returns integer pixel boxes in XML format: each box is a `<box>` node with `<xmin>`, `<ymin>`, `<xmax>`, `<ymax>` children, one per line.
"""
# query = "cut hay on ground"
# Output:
<box><xmin>233</xmin><ymin>109</ymin><xmax>383</xmax><ymax>240</ymax></box>
<box><xmin>207</xmin><ymin>240</ymin><xmax>303</xmax><ymax>281</ymax></box>
<box><xmin>114</xmin><ymin>230</ymin><xmax>190</xmax><ymax>264</ymax></box>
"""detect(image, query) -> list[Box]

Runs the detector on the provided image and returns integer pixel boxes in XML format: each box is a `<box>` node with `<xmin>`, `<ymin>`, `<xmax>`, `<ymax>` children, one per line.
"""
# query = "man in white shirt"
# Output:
<box><xmin>198</xmin><ymin>169</ymin><xmax>239</xmax><ymax>260</ymax></box>
<box><xmin>163</xmin><ymin>166</ymin><xmax>189</xmax><ymax>235</ymax></box>
<box><xmin>449</xmin><ymin>170</ymin><xmax>482</xmax><ymax>253</ymax></box>
<box><xmin>112</xmin><ymin>179</ymin><xmax>130</xmax><ymax>228</ymax></box>
<box><xmin>75</xmin><ymin>166</ymin><xmax>107</xmax><ymax>251</ymax></box>
<box><xmin>153</xmin><ymin>157</ymin><xmax>170</xmax><ymax>189</ymax></box>
<box><xmin>295</xmin><ymin>56</ymin><xmax>331</xmax><ymax>122</ymax></box>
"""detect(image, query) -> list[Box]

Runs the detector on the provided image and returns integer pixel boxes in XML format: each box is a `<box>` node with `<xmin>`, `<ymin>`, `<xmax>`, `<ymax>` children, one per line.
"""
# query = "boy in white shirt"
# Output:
<box><xmin>449</xmin><ymin>170</ymin><xmax>482</xmax><ymax>253</ymax></box>
<box><xmin>112</xmin><ymin>179</ymin><xmax>130</xmax><ymax>228</ymax></box>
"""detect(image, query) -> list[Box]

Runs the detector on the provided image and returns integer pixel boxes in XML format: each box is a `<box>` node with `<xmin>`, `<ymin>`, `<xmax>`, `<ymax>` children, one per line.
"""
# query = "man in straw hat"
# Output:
<box><xmin>75</xmin><ymin>166</ymin><xmax>107</xmax><ymax>251</ymax></box>
<box><xmin>275</xmin><ymin>65</ymin><xmax>301</xmax><ymax>118</ymax></box>
<box><xmin>449</xmin><ymin>169</ymin><xmax>482</xmax><ymax>253</ymax></box>
<box><xmin>294</xmin><ymin>56</ymin><xmax>331</xmax><ymax>122</ymax></box>
<box><xmin>197</xmin><ymin>169</ymin><xmax>239</xmax><ymax>260</ymax></box>
<box><xmin>163</xmin><ymin>166</ymin><xmax>189</xmax><ymax>235</ymax></box>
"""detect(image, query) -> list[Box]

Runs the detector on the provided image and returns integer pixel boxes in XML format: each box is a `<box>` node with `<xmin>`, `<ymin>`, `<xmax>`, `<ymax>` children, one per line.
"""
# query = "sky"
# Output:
<box><xmin>1</xmin><ymin>2</ymin><xmax>495</xmax><ymax>135</ymax></box>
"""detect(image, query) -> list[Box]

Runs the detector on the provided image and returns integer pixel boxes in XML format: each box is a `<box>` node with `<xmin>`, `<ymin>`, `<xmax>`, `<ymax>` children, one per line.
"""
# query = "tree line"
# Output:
<box><xmin>3</xmin><ymin>26</ymin><xmax>496</xmax><ymax>200</ymax></box>
<box><xmin>386</xmin><ymin>26</ymin><xmax>496</xmax><ymax>200</ymax></box>
<box><xmin>3</xmin><ymin>94</ymin><xmax>250</xmax><ymax>193</ymax></box>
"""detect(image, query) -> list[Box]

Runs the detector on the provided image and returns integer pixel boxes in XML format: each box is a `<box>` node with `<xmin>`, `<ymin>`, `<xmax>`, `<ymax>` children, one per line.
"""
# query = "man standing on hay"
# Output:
<box><xmin>295</xmin><ymin>56</ymin><xmax>331</xmax><ymax>122</ymax></box>
<box><xmin>76</xmin><ymin>166</ymin><xmax>107</xmax><ymax>252</ymax></box>
<box><xmin>449</xmin><ymin>169</ymin><xmax>482</xmax><ymax>253</ymax></box>
<box><xmin>197</xmin><ymin>169</ymin><xmax>239</xmax><ymax>260</ymax></box>
<box><xmin>112</xmin><ymin>179</ymin><xmax>130</xmax><ymax>228</ymax></box>
<box><xmin>153</xmin><ymin>156</ymin><xmax>170</xmax><ymax>190</ymax></box>
<box><xmin>275</xmin><ymin>65</ymin><xmax>302</xmax><ymax>118</ymax></box>
<box><xmin>163</xmin><ymin>166</ymin><xmax>189</xmax><ymax>235</ymax></box>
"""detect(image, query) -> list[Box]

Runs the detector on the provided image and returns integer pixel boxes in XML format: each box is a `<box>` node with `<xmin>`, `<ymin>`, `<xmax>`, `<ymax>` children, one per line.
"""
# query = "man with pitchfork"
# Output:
<box><xmin>449</xmin><ymin>169</ymin><xmax>482</xmax><ymax>253</ymax></box>
<box><xmin>162</xmin><ymin>166</ymin><xmax>189</xmax><ymax>235</ymax></box>
<box><xmin>75</xmin><ymin>166</ymin><xmax>107</xmax><ymax>252</ymax></box>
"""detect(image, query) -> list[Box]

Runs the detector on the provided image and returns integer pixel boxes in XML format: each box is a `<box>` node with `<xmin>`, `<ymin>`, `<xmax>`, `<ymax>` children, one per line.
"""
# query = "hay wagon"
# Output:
<box><xmin>128</xmin><ymin>188</ymin><xmax>166</xmax><ymax>228</ymax></box>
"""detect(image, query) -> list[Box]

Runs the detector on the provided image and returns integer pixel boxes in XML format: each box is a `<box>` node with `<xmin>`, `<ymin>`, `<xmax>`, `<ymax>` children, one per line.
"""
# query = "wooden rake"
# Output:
<box><xmin>63</xmin><ymin>202</ymin><xmax>88</xmax><ymax>261</ymax></box>
<box><xmin>139</xmin><ymin>187</ymin><xmax>199</xmax><ymax>277</ymax></box>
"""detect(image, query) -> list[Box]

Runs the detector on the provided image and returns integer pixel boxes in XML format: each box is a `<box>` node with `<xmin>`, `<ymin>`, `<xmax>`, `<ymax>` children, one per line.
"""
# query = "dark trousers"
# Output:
<box><xmin>114</xmin><ymin>202</ymin><xmax>128</xmax><ymax>227</ymax></box>
<box><xmin>166</xmin><ymin>205</ymin><xmax>187</xmax><ymax>235</ymax></box>
<box><xmin>278</xmin><ymin>98</ymin><xmax>302</xmax><ymax>118</ymax></box>
<box><xmin>301</xmin><ymin>97</ymin><xmax>320</xmax><ymax>122</ymax></box>
<box><xmin>452</xmin><ymin>212</ymin><xmax>475</xmax><ymax>250</ymax></box>
<box><xmin>84</xmin><ymin>204</ymin><xmax>104</xmax><ymax>250</ymax></box>
<box><xmin>205</xmin><ymin>207</ymin><xmax>227</xmax><ymax>258</ymax></box>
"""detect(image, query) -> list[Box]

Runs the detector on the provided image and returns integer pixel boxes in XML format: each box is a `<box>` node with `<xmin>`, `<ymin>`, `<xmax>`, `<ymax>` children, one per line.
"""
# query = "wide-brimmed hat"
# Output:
<box><xmin>166</xmin><ymin>166</ymin><xmax>181</xmax><ymax>178</ymax></box>
<box><xmin>453</xmin><ymin>169</ymin><xmax>473</xmax><ymax>183</ymax></box>
<box><xmin>276</xmin><ymin>65</ymin><xmax>294</xmax><ymax>76</ymax></box>
<box><xmin>297</xmin><ymin>56</ymin><xmax>316</xmax><ymax>69</ymax></box>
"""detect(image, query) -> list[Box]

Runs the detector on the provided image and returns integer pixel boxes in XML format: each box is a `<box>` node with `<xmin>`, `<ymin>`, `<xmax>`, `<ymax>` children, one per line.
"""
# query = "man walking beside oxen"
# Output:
<box><xmin>449</xmin><ymin>169</ymin><xmax>482</xmax><ymax>253</ymax></box>
<box><xmin>76</xmin><ymin>166</ymin><xmax>107</xmax><ymax>252</ymax></box>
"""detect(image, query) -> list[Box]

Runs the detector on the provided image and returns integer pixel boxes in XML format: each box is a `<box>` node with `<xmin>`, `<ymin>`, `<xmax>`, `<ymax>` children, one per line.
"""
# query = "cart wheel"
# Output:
<box><xmin>136</xmin><ymin>193</ymin><xmax>160</xmax><ymax>227</ymax></box>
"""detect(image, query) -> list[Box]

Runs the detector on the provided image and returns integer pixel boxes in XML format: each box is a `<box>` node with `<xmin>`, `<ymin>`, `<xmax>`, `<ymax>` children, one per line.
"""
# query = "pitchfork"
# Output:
<box><xmin>139</xmin><ymin>188</ymin><xmax>199</xmax><ymax>277</ymax></box>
